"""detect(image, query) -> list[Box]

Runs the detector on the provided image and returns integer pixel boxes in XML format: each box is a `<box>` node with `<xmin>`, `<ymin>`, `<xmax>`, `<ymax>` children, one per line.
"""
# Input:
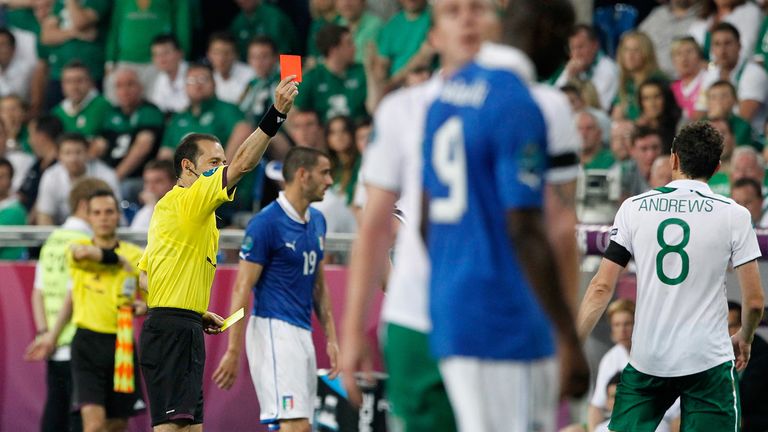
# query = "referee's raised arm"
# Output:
<box><xmin>227</xmin><ymin>75</ymin><xmax>299</xmax><ymax>187</ymax></box>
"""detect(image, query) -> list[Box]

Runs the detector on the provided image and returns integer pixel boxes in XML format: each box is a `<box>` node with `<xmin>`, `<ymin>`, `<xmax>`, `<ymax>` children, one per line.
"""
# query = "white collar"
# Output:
<box><xmin>62</xmin><ymin>216</ymin><xmax>93</xmax><ymax>234</ymax></box>
<box><xmin>475</xmin><ymin>42</ymin><xmax>536</xmax><ymax>84</ymax></box>
<box><xmin>277</xmin><ymin>191</ymin><xmax>310</xmax><ymax>224</ymax></box>
<box><xmin>62</xmin><ymin>89</ymin><xmax>98</xmax><ymax>116</ymax></box>
<box><xmin>666</xmin><ymin>179</ymin><xmax>714</xmax><ymax>193</ymax></box>
<box><xmin>0</xmin><ymin>195</ymin><xmax>18</xmax><ymax>211</ymax></box>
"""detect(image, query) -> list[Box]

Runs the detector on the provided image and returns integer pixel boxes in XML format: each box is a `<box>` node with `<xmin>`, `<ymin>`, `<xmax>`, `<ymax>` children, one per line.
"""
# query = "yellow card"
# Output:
<box><xmin>220</xmin><ymin>308</ymin><xmax>245</xmax><ymax>331</ymax></box>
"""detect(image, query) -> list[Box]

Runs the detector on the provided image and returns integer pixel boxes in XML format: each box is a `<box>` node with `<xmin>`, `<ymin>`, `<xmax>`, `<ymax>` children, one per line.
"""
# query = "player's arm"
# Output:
<box><xmin>138</xmin><ymin>270</ymin><xmax>148</xmax><ymax>294</ymax></box>
<box><xmin>341</xmin><ymin>185</ymin><xmax>397</xmax><ymax>404</ymax></box>
<box><xmin>213</xmin><ymin>260</ymin><xmax>262</xmax><ymax>390</ymax></box>
<box><xmin>544</xmin><ymin>179</ymin><xmax>579</xmax><ymax>313</ymax></box>
<box><xmin>576</xmin><ymin>252</ymin><xmax>625</xmax><ymax>341</ymax></box>
<box><xmin>25</xmin><ymin>291</ymin><xmax>73</xmax><ymax>361</ymax></box>
<box><xmin>30</xmin><ymin>289</ymin><xmax>47</xmax><ymax>334</ymax></box>
<box><xmin>733</xmin><ymin>259</ymin><xmax>765</xmax><ymax>370</ymax></box>
<box><xmin>226</xmin><ymin>76</ymin><xmax>298</xmax><ymax>188</ymax></box>
<box><xmin>587</xmin><ymin>405</ymin><xmax>605</xmax><ymax>431</ymax></box>
<box><xmin>506</xmin><ymin>209</ymin><xmax>588</xmax><ymax>398</ymax></box>
<box><xmin>69</xmin><ymin>244</ymin><xmax>134</xmax><ymax>273</ymax></box>
<box><xmin>314</xmin><ymin>261</ymin><xmax>339</xmax><ymax>379</ymax></box>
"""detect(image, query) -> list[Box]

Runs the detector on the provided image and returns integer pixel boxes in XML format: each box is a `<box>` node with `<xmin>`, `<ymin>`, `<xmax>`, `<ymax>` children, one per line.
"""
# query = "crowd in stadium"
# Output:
<box><xmin>2</xmin><ymin>0</ymin><xmax>768</xmax><ymax>431</ymax></box>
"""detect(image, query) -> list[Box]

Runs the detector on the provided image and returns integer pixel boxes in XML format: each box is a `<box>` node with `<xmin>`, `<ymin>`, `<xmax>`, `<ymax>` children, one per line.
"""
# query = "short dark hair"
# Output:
<box><xmin>316</xmin><ymin>24</ymin><xmax>350</xmax><ymax>58</ymax></box>
<box><xmin>631</xmin><ymin>125</ymin><xmax>662</xmax><ymax>146</ymax></box>
<box><xmin>283</xmin><ymin>147</ymin><xmax>329</xmax><ymax>183</ymax></box>
<box><xmin>732</xmin><ymin>177</ymin><xmax>762</xmax><ymax>199</ymax></box>
<box><xmin>0</xmin><ymin>28</ymin><xmax>16</xmax><ymax>48</ymax></box>
<box><xmin>145</xmin><ymin>159</ymin><xmax>176</xmax><ymax>182</ymax></box>
<box><xmin>187</xmin><ymin>61</ymin><xmax>214</xmax><ymax>76</ymax></box>
<box><xmin>0</xmin><ymin>157</ymin><xmax>13</xmax><ymax>179</ymax></box>
<box><xmin>62</xmin><ymin>60</ymin><xmax>91</xmax><ymax>77</ymax></box>
<box><xmin>355</xmin><ymin>116</ymin><xmax>372</xmax><ymax>131</ymax></box>
<box><xmin>208</xmin><ymin>31</ymin><xmax>237</xmax><ymax>50</ymax></box>
<box><xmin>248</xmin><ymin>36</ymin><xmax>278</xmax><ymax>55</ymax></box>
<box><xmin>174</xmin><ymin>133</ymin><xmax>219</xmax><ymax>178</ymax></box>
<box><xmin>727</xmin><ymin>301</ymin><xmax>742</xmax><ymax>313</ymax></box>
<box><xmin>711</xmin><ymin>22</ymin><xmax>740</xmax><ymax>42</ymax></box>
<box><xmin>32</xmin><ymin>115</ymin><xmax>64</xmax><ymax>141</ymax></box>
<box><xmin>708</xmin><ymin>79</ymin><xmax>738</xmax><ymax>98</ymax></box>
<box><xmin>571</xmin><ymin>24</ymin><xmax>598</xmax><ymax>41</ymax></box>
<box><xmin>56</xmin><ymin>132</ymin><xmax>89</xmax><ymax>150</ymax></box>
<box><xmin>672</xmin><ymin>36</ymin><xmax>704</xmax><ymax>59</ymax></box>
<box><xmin>87</xmin><ymin>188</ymin><xmax>119</xmax><ymax>211</ymax></box>
<box><xmin>151</xmin><ymin>34</ymin><xmax>181</xmax><ymax>50</ymax></box>
<box><xmin>672</xmin><ymin>121</ymin><xmax>724</xmax><ymax>180</ymax></box>
<box><xmin>69</xmin><ymin>177</ymin><xmax>111</xmax><ymax>213</ymax></box>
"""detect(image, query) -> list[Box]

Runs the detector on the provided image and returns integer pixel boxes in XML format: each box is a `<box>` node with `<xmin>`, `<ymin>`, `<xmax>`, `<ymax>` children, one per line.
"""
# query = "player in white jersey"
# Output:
<box><xmin>578</xmin><ymin>121</ymin><xmax>765</xmax><ymax>431</ymax></box>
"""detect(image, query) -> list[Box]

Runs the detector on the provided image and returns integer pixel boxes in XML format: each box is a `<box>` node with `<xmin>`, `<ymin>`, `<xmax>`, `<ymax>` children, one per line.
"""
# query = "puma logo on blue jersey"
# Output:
<box><xmin>285</xmin><ymin>241</ymin><xmax>296</xmax><ymax>251</ymax></box>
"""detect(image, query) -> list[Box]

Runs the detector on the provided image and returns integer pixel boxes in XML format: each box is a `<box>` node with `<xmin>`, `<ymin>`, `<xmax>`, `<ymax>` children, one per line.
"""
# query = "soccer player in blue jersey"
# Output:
<box><xmin>212</xmin><ymin>147</ymin><xmax>338</xmax><ymax>432</ymax></box>
<box><xmin>421</xmin><ymin>0</ymin><xmax>588</xmax><ymax>430</ymax></box>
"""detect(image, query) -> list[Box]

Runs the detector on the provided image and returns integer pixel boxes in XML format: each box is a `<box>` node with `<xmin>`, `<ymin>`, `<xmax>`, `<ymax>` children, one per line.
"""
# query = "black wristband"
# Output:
<box><xmin>101</xmin><ymin>248</ymin><xmax>119</xmax><ymax>265</ymax></box>
<box><xmin>258</xmin><ymin>104</ymin><xmax>287</xmax><ymax>137</ymax></box>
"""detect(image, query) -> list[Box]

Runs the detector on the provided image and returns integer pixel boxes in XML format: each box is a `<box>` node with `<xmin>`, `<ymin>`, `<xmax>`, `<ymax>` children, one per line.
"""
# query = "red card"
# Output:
<box><xmin>280</xmin><ymin>55</ymin><xmax>302</xmax><ymax>83</ymax></box>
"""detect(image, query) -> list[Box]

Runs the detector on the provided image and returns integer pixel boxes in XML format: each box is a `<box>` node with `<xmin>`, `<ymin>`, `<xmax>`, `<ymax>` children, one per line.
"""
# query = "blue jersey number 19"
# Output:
<box><xmin>430</xmin><ymin>116</ymin><xmax>468</xmax><ymax>224</ymax></box>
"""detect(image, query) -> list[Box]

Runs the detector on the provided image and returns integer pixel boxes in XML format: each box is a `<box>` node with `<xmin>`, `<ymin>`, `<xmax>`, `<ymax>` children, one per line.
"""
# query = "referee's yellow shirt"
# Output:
<box><xmin>68</xmin><ymin>238</ymin><xmax>144</xmax><ymax>334</ymax></box>
<box><xmin>139</xmin><ymin>165</ymin><xmax>234</xmax><ymax>314</ymax></box>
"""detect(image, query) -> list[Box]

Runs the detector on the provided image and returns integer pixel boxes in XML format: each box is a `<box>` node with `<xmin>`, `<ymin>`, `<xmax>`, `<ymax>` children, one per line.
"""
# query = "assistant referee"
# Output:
<box><xmin>137</xmin><ymin>76</ymin><xmax>299</xmax><ymax>431</ymax></box>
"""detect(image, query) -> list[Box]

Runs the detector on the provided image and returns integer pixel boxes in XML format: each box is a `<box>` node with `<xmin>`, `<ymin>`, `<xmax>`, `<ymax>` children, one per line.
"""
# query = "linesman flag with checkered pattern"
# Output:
<box><xmin>114</xmin><ymin>277</ymin><xmax>137</xmax><ymax>393</ymax></box>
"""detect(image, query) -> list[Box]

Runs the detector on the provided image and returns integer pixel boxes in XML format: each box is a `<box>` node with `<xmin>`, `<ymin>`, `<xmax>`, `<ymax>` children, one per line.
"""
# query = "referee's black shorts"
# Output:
<box><xmin>139</xmin><ymin>307</ymin><xmax>205</xmax><ymax>427</ymax></box>
<box><xmin>71</xmin><ymin>327</ymin><xmax>144</xmax><ymax>419</ymax></box>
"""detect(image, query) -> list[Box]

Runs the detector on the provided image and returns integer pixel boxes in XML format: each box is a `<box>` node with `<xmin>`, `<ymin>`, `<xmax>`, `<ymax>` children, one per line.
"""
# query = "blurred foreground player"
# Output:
<box><xmin>213</xmin><ymin>147</ymin><xmax>337</xmax><ymax>432</ymax></box>
<box><xmin>421</xmin><ymin>0</ymin><xmax>588</xmax><ymax>430</ymax></box>
<box><xmin>341</xmin><ymin>0</ymin><xmax>491</xmax><ymax>430</ymax></box>
<box><xmin>137</xmin><ymin>77</ymin><xmax>298</xmax><ymax>432</ymax></box>
<box><xmin>578</xmin><ymin>122</ymin><xmax>765</xmax><ymax>430</ymax></box>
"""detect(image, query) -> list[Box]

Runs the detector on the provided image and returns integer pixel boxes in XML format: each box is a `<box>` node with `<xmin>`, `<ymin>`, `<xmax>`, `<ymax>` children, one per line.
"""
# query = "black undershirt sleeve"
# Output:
<box><xmin>101</xmin><ymin>248</ymin><xmax>119</xmax><ymax>265</ymax></box>
<box><xmin>603</xmin><ymin>240</ymin><xmax>631</xmax><ymax>267</ymax></box>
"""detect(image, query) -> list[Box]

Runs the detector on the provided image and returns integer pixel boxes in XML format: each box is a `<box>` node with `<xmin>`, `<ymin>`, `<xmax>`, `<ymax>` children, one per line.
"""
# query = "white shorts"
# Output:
<box><xmin>245</xmin><ymin>316</ymin><xmax>317</xmax><ymax>424</ymax></box>
<box><xmin>439</xmin><ymin>356</ymin><xmax>558</xmax><ymax>432</ymax></box>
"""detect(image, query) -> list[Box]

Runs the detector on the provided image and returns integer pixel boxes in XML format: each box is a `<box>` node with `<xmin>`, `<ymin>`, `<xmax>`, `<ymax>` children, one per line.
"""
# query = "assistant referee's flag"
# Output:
<box><xmin>114</xmin><ymin>305</ymin><xmax>134</xmax><ymax>393</ymax></box>
<box><xmin>114</xmin><ymin>277</ymin><xmax>136</xmax><ymax>393</ymax></box>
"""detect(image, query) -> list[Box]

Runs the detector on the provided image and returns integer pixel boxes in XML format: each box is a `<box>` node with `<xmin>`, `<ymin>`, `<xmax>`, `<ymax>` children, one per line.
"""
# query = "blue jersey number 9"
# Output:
<box><xmin>430</xmin><ymin>116</ymin><xmax>468</xmax><ymax>224</ymax></box>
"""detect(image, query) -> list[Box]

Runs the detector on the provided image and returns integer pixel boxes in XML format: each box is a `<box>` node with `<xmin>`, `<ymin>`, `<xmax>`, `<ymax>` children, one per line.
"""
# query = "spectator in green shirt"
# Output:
<box><xmin>51</xmin><ymin>61</ymin><xmax>111</xmax><ymax>140</ymax></box>
<box><xmin>577</xmin><ymin>110</ymin><xmax>615</xmax><ymax>170</ymax></box>
<box><xmin>39</xmin><ymin>0</ymin><xmax>112</xmax><ymax>108</ymax></box>
<box><xmin>0</xmin><ymin>157</ymin><xmax>28</xmax><ymax>260</ymax></box>
<box><xmin>294</xmin><ymin>24</ymin><xmax>367</xmax><ymax>124</ymax></box>
<box><xmin>105</xmin><ymin>0</ymin><xmax>190</xmax><ymax>67</ymax></box>
<box><xmin>229</xmin><ymin>0</ymin><xmax>299</xmax><ymax>60</ymax></box>
<box><xmin>104</xmin><ymin>0</ymin><xmax>191</xmax><ymax>103</ymax></box>
<box><xmin>240</xmin><ymin>36</ymin><xmax>280</xmax><ymax>125</ymax></box>
<box><xmin>158</xmin><ymin>63</ymin><xmax>252</xmax><ymax>163</ymax></box>
<box><xmin>337</xmin><ymin>0</ymin><xmax>383</xmax><ymax>64</ymax></box>
<box><xmin>374</xmin><ymin>0</ymin><xmax>431</xmax><ymax>86</ymax></box>
<box><xmin>95</xmin><ymin>68</ymin><xmax>165</xmax><ymax>203</ymax></box>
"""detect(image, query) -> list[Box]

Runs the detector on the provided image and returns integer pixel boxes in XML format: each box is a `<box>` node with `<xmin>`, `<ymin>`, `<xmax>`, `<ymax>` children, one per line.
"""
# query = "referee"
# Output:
<box><xmin>138</xmin><ymin>76</ymin><xmax>298</xmax><ymax>431</ymax></box>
